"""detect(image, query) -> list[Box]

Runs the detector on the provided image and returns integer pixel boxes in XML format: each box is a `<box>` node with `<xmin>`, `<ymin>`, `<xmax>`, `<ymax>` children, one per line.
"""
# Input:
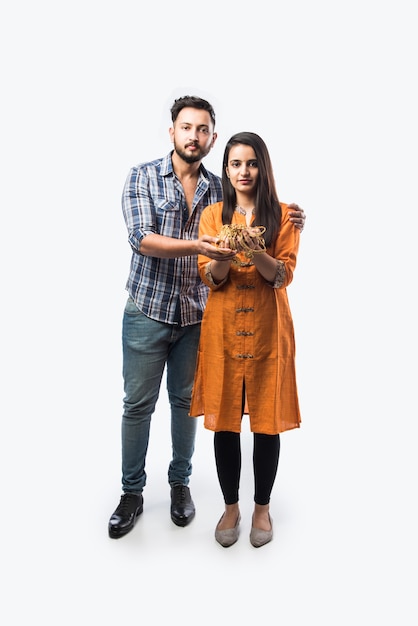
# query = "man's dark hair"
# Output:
<box><xmin>170</xmin><ymin>95</ymin><xmax>216</xmax><ymax>127</ymax></box>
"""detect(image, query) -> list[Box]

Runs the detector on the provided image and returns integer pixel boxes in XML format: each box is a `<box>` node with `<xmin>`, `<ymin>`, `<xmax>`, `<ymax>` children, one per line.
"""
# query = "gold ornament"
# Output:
<box><xmin>215</xmin><ymin>224</ymin><xmax>266</xmax><ymax>258</ymax></box>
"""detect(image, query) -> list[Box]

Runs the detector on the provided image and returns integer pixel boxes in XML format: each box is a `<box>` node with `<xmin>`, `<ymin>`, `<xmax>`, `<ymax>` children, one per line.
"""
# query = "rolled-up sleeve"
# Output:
<box><xmin>122</xmin><ymin>166</ymin><xmax>156</xmax><ymax>253</ymax></box>
<box><xmin>271</xmin><ymin>203</ymin><xmax>300</xmax><ymax>289</ymax></box>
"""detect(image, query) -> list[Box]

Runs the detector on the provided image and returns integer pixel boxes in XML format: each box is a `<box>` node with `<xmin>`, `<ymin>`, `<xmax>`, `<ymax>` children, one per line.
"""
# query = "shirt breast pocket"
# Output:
<box><xmin>156</xmin><ymin>199</ymin><xmax>180</xmax><ymax>234</ymax></box>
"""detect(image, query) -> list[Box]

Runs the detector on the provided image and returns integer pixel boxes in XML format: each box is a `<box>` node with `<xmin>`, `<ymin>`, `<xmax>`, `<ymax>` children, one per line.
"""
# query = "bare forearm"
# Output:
<box><xmin>252</xmin><ymin>252</ymin><xmax>280</xmax><ymax>282</ymax></box>
<box><xmin>208</xmin><ymin>259</ymin><xmax>232</xmax><ymax>283</ymax></box>
<box><xmin>139</xmin><ymin>233</ymin><xmax>237</xmax><ymax>263</ymax></box>
<box><xmin>139</xmin><ymin>234</ymin><xmax>199</xmax><ymax>258</ymax></box>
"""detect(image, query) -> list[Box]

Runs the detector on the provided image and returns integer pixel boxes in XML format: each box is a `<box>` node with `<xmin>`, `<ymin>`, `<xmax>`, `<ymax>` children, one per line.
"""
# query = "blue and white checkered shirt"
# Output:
<box><xmin>122</xmin><ymin>152</ymin><xmax>223</xmax><ymax>326</ymax></box>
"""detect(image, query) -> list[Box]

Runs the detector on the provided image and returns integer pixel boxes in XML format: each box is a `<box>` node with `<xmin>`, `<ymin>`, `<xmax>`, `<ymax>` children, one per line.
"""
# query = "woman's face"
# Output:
<box><xmin>225</xmin><ymin>144</ymin><xmax>259</xmax><ymax>196</ymax></box>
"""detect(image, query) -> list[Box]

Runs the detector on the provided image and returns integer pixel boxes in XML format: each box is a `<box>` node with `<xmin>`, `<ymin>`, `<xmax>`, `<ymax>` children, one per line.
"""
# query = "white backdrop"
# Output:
<box><xmin>1</xmin><ymin>1</ymin><xmax>417</xmax><ymax>624</ymax></box>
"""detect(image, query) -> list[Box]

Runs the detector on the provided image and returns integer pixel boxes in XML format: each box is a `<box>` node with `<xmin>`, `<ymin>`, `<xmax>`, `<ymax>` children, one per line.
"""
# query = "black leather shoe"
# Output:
<box><xmin>170</xmin><ymin>485</ymin><xmax>195</xmax><ymax>527</ymax></box>
<box><xmin>108</xmin><ymin>493</ymin><xmax>143</xmax><ymax>539</ymax></box>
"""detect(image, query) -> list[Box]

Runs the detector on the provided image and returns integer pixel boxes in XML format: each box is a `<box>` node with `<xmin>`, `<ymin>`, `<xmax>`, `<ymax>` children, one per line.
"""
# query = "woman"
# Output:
<box><xmin>190</xmin><ymin>132</ymin><xmax>301</xmax><ymax>547</ymax></box>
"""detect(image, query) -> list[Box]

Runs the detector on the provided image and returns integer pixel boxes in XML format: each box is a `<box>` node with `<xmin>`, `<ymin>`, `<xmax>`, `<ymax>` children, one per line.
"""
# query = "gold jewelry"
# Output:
<box><xmin>215</xmin><ymin>224</ymin><xmax>266</xmax><ymax>258</ymax></box>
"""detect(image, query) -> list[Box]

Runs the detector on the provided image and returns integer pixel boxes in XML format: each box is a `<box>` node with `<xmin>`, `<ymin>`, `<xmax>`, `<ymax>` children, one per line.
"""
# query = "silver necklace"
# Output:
<box><xmin>235</xmin><ymin>205</ymin><xmax>255</xmax><ymax>215</ymax></box>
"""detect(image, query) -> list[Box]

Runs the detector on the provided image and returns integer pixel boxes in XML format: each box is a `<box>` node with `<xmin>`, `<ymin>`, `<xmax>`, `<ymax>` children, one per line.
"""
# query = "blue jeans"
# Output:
<box><xmin>121</xmin><ymin>298</ymin><xmax>200</xmax><ymax>494</ymax></box>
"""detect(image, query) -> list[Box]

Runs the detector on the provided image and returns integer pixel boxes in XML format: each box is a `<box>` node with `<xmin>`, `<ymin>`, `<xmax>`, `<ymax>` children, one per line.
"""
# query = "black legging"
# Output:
<box><xmin>214</xmin><ymin>431</ymin><xmax>280</xmax><ymax>506</ymax></box>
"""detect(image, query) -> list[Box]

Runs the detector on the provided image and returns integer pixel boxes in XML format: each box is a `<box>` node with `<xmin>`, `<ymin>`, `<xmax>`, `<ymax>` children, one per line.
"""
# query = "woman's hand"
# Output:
<box><xmin>240</xmin><ymin>227</ymin><xmax>265</xmax><ymax>254</ymax></box>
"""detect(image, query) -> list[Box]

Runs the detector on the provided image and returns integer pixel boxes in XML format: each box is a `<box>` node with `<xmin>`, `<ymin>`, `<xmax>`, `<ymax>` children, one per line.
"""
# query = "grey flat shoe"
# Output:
<box><xmin>250</xmin><ymin>515</ymin><xmax>273</xmax><ymax>548</ymax></box>
<box><xmin>215</xmin><ymin>514</ymin><xmax>241</xmax><ymax>547</ymax></box>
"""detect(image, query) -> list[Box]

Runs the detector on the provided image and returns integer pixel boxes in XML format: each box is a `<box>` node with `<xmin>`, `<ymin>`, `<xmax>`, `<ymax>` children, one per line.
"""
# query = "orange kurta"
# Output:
<box><xmin>189</xmin><ymin>201</ymin><xmax>301</xmax><ymax>435</ymax></box>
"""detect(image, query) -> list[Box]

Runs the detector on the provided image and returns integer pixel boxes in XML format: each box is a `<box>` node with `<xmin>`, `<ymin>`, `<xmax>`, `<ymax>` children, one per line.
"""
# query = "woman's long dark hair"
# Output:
<box><xmin>221</xmin><ymin>132</ymin><xmax>281</xmax><ymax>247</ymax></box>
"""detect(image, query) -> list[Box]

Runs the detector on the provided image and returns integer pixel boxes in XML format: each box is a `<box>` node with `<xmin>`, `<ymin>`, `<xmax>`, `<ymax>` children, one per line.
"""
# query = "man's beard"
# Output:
<box><xmin>174</xmin><ymin>141</ymin><xmax>211</xmax><ymax>164</ymax></box>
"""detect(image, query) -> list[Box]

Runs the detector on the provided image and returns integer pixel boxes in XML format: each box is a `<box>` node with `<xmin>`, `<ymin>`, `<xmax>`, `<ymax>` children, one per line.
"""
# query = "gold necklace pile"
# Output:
<box><xmin>216</xmin><ymin>224</ymin><xmax>266</xmax><ymax>259</ymax></box>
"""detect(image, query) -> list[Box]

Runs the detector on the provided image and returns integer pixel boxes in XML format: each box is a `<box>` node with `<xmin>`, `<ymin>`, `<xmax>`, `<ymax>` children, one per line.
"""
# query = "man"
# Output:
<box><xmin>108</xmin><ymin>95</ymin><xmax>306</xmax><ymax>538</ymax></box>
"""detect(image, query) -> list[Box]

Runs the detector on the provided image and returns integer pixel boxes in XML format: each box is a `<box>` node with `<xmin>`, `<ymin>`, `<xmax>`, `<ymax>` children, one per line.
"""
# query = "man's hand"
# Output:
<box><xmin>288</xmin><ymin>203</ymin><xmax>306</xmax><ymax>232</ymax></box>
<box><xmin>197</xmin><ymin>234</ymin><xmax>237</xmax><ymax>261</ymax></box>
